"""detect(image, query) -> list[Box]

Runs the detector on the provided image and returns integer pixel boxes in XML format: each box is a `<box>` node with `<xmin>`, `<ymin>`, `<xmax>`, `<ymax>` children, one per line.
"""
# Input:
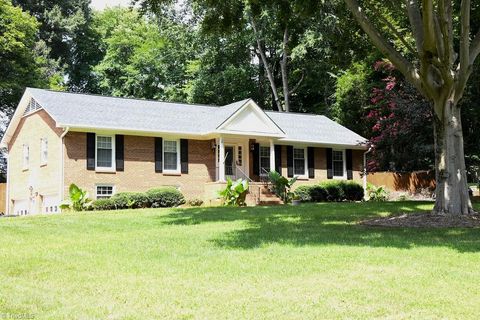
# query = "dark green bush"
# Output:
<box><xmin>341</xmin><ymin>181</ymin><xmax>364</xmax><ymax>201</ymax></box>
<box><xmin>294</xmin><ymin>186</ymin><xmax>313</xmax><ymax>202</ymax></box>
<box><xmin>320</xmin><ymin>181</ymin><xmax>345</xmax><ymax>202</ymax></box>
<box><xmin>92</xmin><ymin>198</ymin><xmax>115</xmax><ymax>211</ymax></box>
<box><xmin>295</xmin><ymin>181</ymin><xmax>364</xmax><ymax>203</ymax></box>
<box><xmin>110</xmin><ymin>192</ymin><xmax>151</xmax><ymax>209</ymax></box>
<box><xmin>147</xmin><ymin>188</ymin><xmax>185</xmax><ymax>208</ymax></box>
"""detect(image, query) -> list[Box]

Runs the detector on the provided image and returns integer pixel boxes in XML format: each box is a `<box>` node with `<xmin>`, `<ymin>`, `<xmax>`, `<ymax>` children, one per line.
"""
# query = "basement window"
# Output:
<box><xmin>96</xmin><ymin>185</ymin><xmax>114</xmax><ymax>199</ymax></box>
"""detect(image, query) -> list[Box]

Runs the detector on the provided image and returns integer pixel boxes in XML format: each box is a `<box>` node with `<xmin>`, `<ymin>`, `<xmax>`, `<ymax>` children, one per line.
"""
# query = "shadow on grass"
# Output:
<box><xmin>159</xmin><ymin>201</ymin><xmax>480</xmax><ymax>252</ymax></box>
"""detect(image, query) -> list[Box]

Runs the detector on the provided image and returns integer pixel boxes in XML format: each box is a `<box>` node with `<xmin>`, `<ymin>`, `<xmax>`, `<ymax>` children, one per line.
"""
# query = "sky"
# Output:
<box><xmin>90</xmin><ymin>0</ymin><xmax>132</xmax><ymax>10</ymax></box>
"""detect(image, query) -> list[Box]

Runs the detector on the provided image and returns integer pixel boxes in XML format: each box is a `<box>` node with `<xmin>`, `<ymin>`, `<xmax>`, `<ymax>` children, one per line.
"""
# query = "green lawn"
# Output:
<box><xmin>1</xmin><ymin>202</ymin><xmax>480</xmax><ymax>319</ymax></box>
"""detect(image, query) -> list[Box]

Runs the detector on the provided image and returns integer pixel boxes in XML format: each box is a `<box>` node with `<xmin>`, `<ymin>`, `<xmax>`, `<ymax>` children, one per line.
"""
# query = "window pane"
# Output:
<box><xmin>260</xmin><ymin>146</ymin><xmax>270</xmax><ymax>157</ymax></box>
<box><xmin>333</xmin><ymin>161</ymin><xmax>343</xmax><ymax>177</ymax></box>
<box><xmin>293</xmin><ymin>148</ymin><xmax>305</xmax><ymax>176</ymax></box>
<box><xmin>294</xmin><ymin>159</ymin><xmax>305</xmax><ymax>175</ymax></box>
<box><xmin>164</xmin><ymin>152</ymin><xmax>177</xmax><ymax>170</ymax></box>
<box><xmin>164</xmin><ymin>140</ymin><xmax>177</xmax><ymax>153</ymax></box>
<box><xmin>259</xmin><ymin>146</ymin><xmax>270</xmax><ymax>174</ymax></box>
<box><xmin>97</xmin><ymin>136</ymin><xmax>113</xmax><ymax>168</ymax></box>
<box><xmin>294</xmin><ymin>149</ymin><xmax>304</xmax><ymax>159</ymax></box>
<box><xmin>333</xmin><ymin>151</ymin><xmax>343</xmax><ymax>161</ymax></box>
<box><xmin>164</xmin><ymin>140</ymin><xmax>178</xmax><ymax>171</ymax></box>
<box><xmin>97</xmin><ymin>186</ymin><xmax>113</xmax><ymax>199</ymax></box>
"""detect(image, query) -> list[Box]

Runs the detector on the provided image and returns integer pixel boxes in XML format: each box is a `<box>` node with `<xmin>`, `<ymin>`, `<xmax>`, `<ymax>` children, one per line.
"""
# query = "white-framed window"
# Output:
<box><xmin>259</xmin><ymin>146</ymin><xmax>270</xmax><ymax>175</ymax></box>
<box><xmin>96</xmin><ymin>135</ymin><xmax>115</xmax><ymax>171</ymax></box>
<box><xmin>163</xmin><ymin>139</ymin><xmax>180</xmax><ymax>173</ymax></box>
<box><xmin>332</xmin><ymin>150</ymin><xmax>346</xmax><ymax>178</ymax></box>
<box><xmin>96</xmin><ymin>185</ymin><xmax>114</xmax><ymax>199</ymax></box>
<box><xmin>40</xmin><ymin>138</ymin><xmax>48</xmax><ymax>165</ymax></box>
<box><xmin>293</xmin><ymin>148</ymin><xmax>307</xmax><ymax>177</ymax></box>
<box><xmin>22</xmin><ymin>144</ymin><xmax>29</xmax><ymax>170</ymax></box>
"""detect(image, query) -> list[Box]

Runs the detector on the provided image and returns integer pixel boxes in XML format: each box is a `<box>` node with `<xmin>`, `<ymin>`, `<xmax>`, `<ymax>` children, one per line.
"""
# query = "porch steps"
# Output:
<box><xmin>247</xmin><ymin>183</ymin><xmax>284</xmax><ymax>206</ymax></box>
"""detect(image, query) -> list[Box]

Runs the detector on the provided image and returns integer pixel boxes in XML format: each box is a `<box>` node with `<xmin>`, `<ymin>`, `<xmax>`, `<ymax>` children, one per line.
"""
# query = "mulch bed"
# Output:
<box><xmin>360</xmin><ymin>212</ymin><xmax>480</xmax><ymax>228</ymax></box>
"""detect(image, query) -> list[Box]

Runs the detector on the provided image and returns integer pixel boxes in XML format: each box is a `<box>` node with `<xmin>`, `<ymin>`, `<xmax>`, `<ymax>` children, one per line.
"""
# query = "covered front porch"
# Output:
<box><xmin>214</xmin><ymin>136</ymin><xmax>277</xmax><ymax>182</ymax></box>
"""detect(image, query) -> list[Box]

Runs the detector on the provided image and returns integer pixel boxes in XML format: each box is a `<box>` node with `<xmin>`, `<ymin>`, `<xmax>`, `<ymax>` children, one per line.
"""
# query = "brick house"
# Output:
<box><xmin>1</xmin><ymin>88</ymin><xmax>368</xmax><ymax>215</ymax></box>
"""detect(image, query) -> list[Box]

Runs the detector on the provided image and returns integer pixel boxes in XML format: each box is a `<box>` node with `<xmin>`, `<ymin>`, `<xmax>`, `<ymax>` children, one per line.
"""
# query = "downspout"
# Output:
<box><xmin>5</xmin><ymin>151</ymin><xmax>10</xmax><ymax>215</ymax></box>
<box><xmin>363</xmin><ymin>147</ymin><xmax>372</xmax><ymax>200</ymax></box>
<box><xmin>60</xmin><ymin>127</ymin><xmax>70</xmax><ymax>207</ymax></box>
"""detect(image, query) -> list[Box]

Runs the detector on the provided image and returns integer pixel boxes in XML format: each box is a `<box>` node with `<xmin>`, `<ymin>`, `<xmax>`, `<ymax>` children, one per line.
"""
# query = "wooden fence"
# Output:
<box><xmin>0</xmin><ymin>183</ymin><xmax>5</xmax><ymax>213</ymax></box>
<box><xmin>367</xmin><ymin>171</ymin><xmax>436</xmax><ymax>193</ymax></box>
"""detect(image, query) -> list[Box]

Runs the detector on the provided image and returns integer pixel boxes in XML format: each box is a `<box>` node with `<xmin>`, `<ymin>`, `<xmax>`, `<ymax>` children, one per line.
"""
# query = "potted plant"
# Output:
<box><xmin>292</xmin><ymin>194</ymin><xmax>302</xmax><ymax>206</ymax></box>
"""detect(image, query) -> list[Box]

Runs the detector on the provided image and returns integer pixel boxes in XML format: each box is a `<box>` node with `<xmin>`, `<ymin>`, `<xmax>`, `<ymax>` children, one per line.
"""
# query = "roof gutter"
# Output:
<box><xmin>60</xmin><ymin>127</ymin><xmax>69</xmax><ymax>206</ymax></box>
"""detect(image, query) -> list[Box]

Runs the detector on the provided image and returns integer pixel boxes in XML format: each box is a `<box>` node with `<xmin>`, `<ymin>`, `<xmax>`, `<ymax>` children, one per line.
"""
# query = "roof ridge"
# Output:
<box><xmin>265</xmin><ymin>110</ymin><xmax>328</xmax><ymax>118</ymax></box>
<box><xmin>27</xmin><ymin>87</ymin><xmax>222</xmax><ymax>109</ymax></box>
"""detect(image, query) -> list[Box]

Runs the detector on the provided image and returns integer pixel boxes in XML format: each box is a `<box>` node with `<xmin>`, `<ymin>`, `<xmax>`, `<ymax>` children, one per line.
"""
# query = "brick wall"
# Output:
<box><xmin>7</xmin><ymin>110</ymin><xmax>63</xmax><ymax>214</ymax></box>
<box><xmin>63</xmin><ymin>132</ymin><xmax>216</xmax><ymax>200</ymax></box>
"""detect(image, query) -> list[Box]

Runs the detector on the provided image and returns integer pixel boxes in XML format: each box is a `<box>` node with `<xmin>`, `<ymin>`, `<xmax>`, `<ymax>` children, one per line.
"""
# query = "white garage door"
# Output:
<box><xmin>13</xmin><ymin>199</ymin><xmax>29</xmax><ymax>216</ymax></box>
<box><xmin>43</xmin><ymin>195</ymin><xmax>60</xmax><ymax>214</ymax></box>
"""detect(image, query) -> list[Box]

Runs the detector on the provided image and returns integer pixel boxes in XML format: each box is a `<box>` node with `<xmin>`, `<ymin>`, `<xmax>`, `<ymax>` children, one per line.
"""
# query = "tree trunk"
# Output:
<box><xmin>433</xmin><ymin>99</ymin><xmax>474</xmax><ymax>215</ymax></box>
<box><xmin>280</xmin><ymin>26</ymin><xmax>290</xmax><ymax>113</ymax></box>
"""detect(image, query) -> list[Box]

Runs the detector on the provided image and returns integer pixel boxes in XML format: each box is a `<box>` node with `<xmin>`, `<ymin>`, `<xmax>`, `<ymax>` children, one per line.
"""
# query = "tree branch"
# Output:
<box><xmin>405</xmin><ymin>0</ymin><xmax>424</xmax><ymax>55</ymax></box>
<box><xmin>250</xmin><ymin>17</ymin><xmax>284</xmax><ymax>112</ymax></box>
<box><xmin>421</xmin><ymin>0</ymin><xmax>437</xmax><ymax>54</ymax></box>
<box><xmin>456</xmin><ymin>0</ymin><xmax>472</xmax><ymax>102</ymax></box>
<box><xmin>289</xmin><ymin>71</ymin><xmax>305</xmax><ymax>95</ymax></box>
<box><xmin>470</xmin><ymin>29</ymin><xmax>480</xmax><ymax>65</ymax></box>
<box><xmin>370</xmin><ymin>4</ymin><xmax>417</xmax><ymax>57</ymax></box>
<box><xmin>344</xmin><ymin>0</ymin><xmax>425</xmax><ymax>96</ymax></box>
<box><xmin>280</xmin><ymin>26</ymin><xmax>290</xmax><ymax>112</ymax></box>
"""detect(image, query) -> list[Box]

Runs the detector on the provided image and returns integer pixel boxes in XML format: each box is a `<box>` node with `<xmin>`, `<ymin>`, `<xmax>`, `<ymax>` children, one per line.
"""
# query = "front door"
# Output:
<box><xmin>225</xmin><ymin>146</ymin><xmax>235</xmax><ymax>179</ymax></box>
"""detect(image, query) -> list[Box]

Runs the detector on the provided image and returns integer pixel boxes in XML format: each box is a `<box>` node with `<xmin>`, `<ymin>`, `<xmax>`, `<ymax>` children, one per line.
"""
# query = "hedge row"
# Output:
<box><xmin>294</xmin><ymin>181</ymin><xmax>364</xmax><ymax>202</ymax></box>
<box><xmin>92</xmin><ymin>187</ymin><xmax>185</xmax><ymax>211</ymax></box>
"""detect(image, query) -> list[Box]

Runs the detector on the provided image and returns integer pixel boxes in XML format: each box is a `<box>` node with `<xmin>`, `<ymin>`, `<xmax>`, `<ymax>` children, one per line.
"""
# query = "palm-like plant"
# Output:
<box><xmin>219</xmin><ymin>178</ymin><xmax>249</xmax><ymax>206</ymax></box>
<box><xmin>60</xmin><ymin>184</ymin><xmax>93</xmax><ymax>211</ymax></box>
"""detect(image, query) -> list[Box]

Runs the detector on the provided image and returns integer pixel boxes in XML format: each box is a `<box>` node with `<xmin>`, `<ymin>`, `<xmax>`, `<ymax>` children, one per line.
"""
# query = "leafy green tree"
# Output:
<box><xmin>13</xmin><ymin>0</ymin><xmax>101</xmax><ymax>91</ymax></box>
<box><xmin>92</xmin><ymin>7</ymin><xmax>196</xmax><ymax>101</ymax></box>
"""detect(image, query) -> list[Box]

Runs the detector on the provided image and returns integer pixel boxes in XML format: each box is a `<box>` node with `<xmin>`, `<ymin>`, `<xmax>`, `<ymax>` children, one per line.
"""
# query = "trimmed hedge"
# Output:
<box><xmin>294</xmin><ymin>181</ymin><xmax>364</xmax><ymax>202</ymax></box>
<box><xmin>91</xmin><ymin>187</ymin><xmax>185</xmax><ymax>211</ymax></box>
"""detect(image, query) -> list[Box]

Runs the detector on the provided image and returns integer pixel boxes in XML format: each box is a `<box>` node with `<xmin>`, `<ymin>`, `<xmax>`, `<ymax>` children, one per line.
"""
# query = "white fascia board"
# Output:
<box><xmin>276</xmin><ymin>139</ymin><xmax>369</xmax><ymax>150</ymax></box>
<box><xmin>0</xmin><ymin>90</ymin><xmax>33</xmax><ymax>148</ymax></box>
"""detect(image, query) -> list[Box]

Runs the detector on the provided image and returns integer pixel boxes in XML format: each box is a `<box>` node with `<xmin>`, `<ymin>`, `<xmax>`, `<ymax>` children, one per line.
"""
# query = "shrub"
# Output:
<box><xmin>295</xmin><ymin>181</ymin><xmax>363</xmax><ymax>202</ymax></box>
<box><xmin>92</xmin><ymin>198</ymin><xmax>115</xmax><ymax>211</ymax></box>
<box><xmin>320</xmin><ymin>181</ymin><xmax>345</xmax><ymax>202</ymax></box>
<box><xmin>294</xmin><ymin>185</ymin><xmax>313</xmax><ymax>202</ymax></box>
<box><xmin>147</xmin><ymin>188</ymin><xmax>185</xmax><ymax>208</ymax></box>
<box><xmin>188</xmin><ymin>198</ymin><xmax>204</xmax><ymax>207</ymax></box>
<box><xmin>219</xmin><ymin>178</ymin><xmax>249</xmax><ymax>207</ymax></box>
<box><xmin>367</xmin><ymin>184</ymin><xmax>389</xmax><ymax>202</ymax></box>
<box><xmin>110</xmin><ymin>192</ymin><xmax>151</xmax><ymax>209</ymax></box>
<box><xmin>309</xmin><ymin>185</ymin><xmax>329</xmax><ymax>202</ymax></box>
<box><xmin>341</xmin><ymin>181</ymin><xmax>364</xmax><ymax>201</ymax></box>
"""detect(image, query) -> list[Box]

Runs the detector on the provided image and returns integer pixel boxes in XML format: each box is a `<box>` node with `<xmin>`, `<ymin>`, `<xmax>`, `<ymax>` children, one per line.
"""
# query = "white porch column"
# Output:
<box><xmin>219</xmin><ymin>136</ymin><xmax>226</xmax><ymax>182</ymax></box>
<box><xmin>270</xmin><ymin>139</ymin><xmax>275</xmax><ymax>173</ymax></box>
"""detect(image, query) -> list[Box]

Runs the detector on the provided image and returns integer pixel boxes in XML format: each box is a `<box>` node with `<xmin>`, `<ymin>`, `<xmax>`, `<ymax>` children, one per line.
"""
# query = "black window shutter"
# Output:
<box><xmin>115</xmin><ymin>135</ymin><xmax>124</xmax><ymax>171</ymax></box>
<box><xmin>252</xmin><ymin>143</ymin><xmax>260</xmax><ymax>176</ymax></box>
<box><xmin>308</xmin><ymin>147</ymin><xmax>315</xmax><ymax>179</ymax></box>
<box><xmin>346</xmin><ymin>149</ymin><xmax>353</xmax><ymax>180</ymax></box>
<box><xmin>180</xmin><ymin>139</ymin><xmax>188</xmax><ymax>174</ymax></box>
<box><xmin>287</xmin><ymin>145</ymin><xmax>294</xmax><ymax>178</ymax></box>
<box><xmin>274</xmin><ymin>145</ymin><xmax>282</xmax><ymax>173</ymax></box>
<box><xmin>86</xmin><ymin>133</ymin><xmax>95</xmax><ymax>170</ymax></box>
<box><xmin>326</xmin><ymin>148</ymin><xmax>333</xmax><ymax>179</ymax></box>
<box><xmin>155</xmin><ymin>137</ymin><xmax>163</xmax><ymax>173</ymax></box>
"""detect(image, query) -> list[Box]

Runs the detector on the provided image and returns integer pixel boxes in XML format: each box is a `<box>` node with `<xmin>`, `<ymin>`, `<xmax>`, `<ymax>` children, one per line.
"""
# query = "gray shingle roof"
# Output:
<box><xmin>266</xmin><ymin>111</ymin><xmax>367</xmax><ymax>146</ymax></box>
<box><xmin>27</xmin><ymin>88</ymin><xmax>367</xmax><ymax>147</ymax></box>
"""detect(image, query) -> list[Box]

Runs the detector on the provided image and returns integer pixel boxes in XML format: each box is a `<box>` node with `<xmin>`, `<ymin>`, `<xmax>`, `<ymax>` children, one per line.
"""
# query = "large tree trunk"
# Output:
<box><xmin>280</xmin><ymin>26</ymin><xmax>290</xmax><ymax>113</ymax></box>
<box><xmin>433</xmin><ymin>99</ymin><xmax>474</xmax><ymax>215</ymax></box>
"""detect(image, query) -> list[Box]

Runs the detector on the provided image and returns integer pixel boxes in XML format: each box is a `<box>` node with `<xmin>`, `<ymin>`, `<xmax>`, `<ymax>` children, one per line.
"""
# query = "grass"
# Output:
<box><xmin>1</xmin><ymin>201</ymin><xmax>480</xmax><ymax>319</ymax></box>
